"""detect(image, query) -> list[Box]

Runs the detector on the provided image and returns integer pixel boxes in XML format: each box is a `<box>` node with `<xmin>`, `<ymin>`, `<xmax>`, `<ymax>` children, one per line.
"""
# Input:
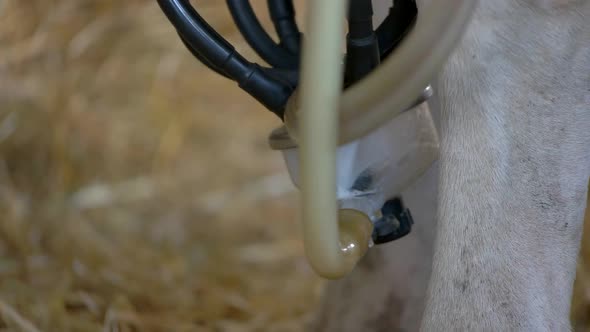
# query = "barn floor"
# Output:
<box><xmin>0</xmin><ymin>1</ymin><xmax>588</xmax><ymax>331</ymax></box>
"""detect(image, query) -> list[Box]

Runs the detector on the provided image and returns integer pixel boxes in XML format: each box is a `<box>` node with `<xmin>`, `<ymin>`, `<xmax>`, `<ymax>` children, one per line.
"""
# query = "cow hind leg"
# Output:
<box><xmin>421</xmin><ymin>1</ymin><xmax>590</xmax><ymax>330</ymax></box>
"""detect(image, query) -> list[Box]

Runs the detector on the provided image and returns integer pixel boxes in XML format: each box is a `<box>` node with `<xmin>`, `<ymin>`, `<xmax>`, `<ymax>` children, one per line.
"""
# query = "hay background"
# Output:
<box><xmin>0</xmin><ymin>1</ymin><xmax>588</xmax><ymax>331</ymax></box>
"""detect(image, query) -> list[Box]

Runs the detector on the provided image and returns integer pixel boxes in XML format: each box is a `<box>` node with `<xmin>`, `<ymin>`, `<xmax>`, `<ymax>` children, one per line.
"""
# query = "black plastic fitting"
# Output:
<box><xmin>372</xmin><ymin>197</ymin><xmax>414</xmax><ymax>245</ymax></box>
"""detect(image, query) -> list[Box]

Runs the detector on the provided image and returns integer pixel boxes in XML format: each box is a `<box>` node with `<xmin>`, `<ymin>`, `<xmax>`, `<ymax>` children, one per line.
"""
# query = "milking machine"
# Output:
<box><xmin>157</xmin><ymin>0</ymin><xmax>475</xmax><ymax>279</ymax></box>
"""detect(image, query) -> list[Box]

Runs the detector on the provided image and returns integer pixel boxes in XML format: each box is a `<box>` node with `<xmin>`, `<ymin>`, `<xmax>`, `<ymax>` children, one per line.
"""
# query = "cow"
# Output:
<box><xmin>312</xmin><ymin>0</ymin><xmax>590</xmax><ymax>331</ymax></box>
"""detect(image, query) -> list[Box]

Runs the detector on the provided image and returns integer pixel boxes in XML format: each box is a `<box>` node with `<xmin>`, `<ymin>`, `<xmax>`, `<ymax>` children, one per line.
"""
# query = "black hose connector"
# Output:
<box><xmin>344</xmin><ymin>0</ymin><xmax>380</xmax><ymax>86</ymax></box>
<box><xmin>157</xmin><ymin>0</ymin><xmax>294</xmax><ymax>118</ymax></box>
<box><xmin>372</xmin><ymin>197</ymin><xmax>414</xmax><ymax>245</ymax></box>
<box><xmin>226</xmin><ymin>0</ymin><xmax>299</xmax><ymax>70</ymax></box>
<box><xmin>267</xmin><ymin>0</ymin><xmax>301</xmax><ymax>55</ymax></box>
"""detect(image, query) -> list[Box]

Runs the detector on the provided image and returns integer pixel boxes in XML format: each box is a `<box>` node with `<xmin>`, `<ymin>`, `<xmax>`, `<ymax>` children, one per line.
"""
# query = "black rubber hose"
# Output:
<box><xmin>158</xmin><ymin>0</ymin><xmax>250</xmax><ymax>79</ymax></box>
<box><xmin>344</xmin><ymin>0</ymin><xmax>380</xmax><ymax>86</ymax></box>
<box><xmin>178</xmin><ymin>32</ymin><xmax>230</xmax><ymax>79</ymax></box>
<box><xmin>157</xmin><ymin>0</ymin><xmax>294</xmax><ymax>118</ymax></box>
<box><xmin>226</xmin><ymin>0</ymin><xmax>298</xmax><ymax>70</ymax></box>
<box><xmin>267</xmin><ymin>0</ymin><xmax>301</xmax><ymax>55</ymax></box>
<box><xmin>376</xmin><ymin>0</ymin><xmax>418</xmax><ymax>60</ymax></box>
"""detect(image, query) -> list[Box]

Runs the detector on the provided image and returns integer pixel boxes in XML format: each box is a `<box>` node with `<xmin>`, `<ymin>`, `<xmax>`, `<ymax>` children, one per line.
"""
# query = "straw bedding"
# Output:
<box><xmin>0</xmin><ymin>1</ymin><xmax>588</xmax><ymax>331</ymax></box>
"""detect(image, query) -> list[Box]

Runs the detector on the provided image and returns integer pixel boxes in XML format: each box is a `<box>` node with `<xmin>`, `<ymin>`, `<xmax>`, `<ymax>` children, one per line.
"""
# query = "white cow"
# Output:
<box><xmin>313</xmin><ymin>0</ymin><xmax>590</xmax><ymax>330</ymax></box>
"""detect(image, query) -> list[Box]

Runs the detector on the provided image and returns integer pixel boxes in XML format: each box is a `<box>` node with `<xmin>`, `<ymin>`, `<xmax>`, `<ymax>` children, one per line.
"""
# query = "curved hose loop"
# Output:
<box><xmin>227</xmin><ymin>0</ymin><xmax>299</xmax><ymax>70</ymax></box>
<box><xmin>338</xmin><ymin>0</ymin><xmax>477</xmax><ymax>144</ymax></box>
<box><xmin>291</xmin><ymin>0</ymin><xmax>477</xmax><ymax>146</ymax></box>
<box><xmin>296</xmin><ymin>0</ymin><xmax>477</xmax><ymax>279</ymax></box>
